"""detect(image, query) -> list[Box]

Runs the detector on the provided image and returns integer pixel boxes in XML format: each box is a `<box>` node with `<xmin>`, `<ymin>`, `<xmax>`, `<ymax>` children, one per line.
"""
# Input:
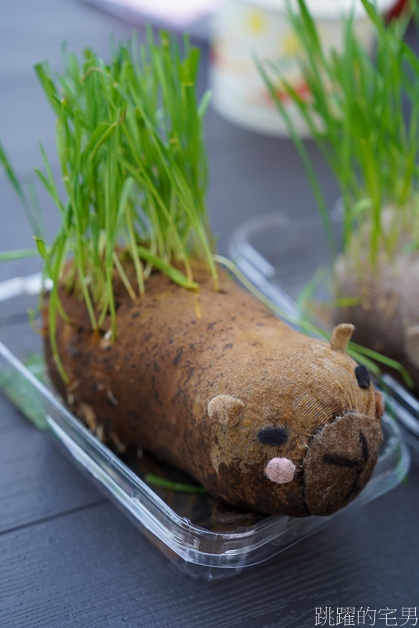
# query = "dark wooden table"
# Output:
<box><xmin>1</xmin><ymin>2</ymin><xmax>419</xmax><ymax>626</ymax></box>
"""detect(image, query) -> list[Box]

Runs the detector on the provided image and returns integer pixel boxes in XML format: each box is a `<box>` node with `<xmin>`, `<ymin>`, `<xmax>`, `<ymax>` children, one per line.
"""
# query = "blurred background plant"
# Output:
<box><xmin>260</xmin><ymin>0</ymin><xmax>419</xmax><ymax>266</ymax></box>
<box><xmin>259</xmin><ymin>0</ymin><xmax>419</xmax><ymax>392</ymax></box>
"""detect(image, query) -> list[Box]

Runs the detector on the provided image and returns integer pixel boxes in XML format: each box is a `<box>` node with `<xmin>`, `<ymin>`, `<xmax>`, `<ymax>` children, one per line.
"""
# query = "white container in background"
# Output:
<box><xmin>210</xmin><ymin>0</ymin><xmax>399</xmax><ymax>136</ymax></box>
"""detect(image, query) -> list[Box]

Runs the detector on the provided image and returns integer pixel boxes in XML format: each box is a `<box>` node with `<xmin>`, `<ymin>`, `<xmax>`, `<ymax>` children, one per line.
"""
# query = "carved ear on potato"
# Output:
<box><xmin>208</xmin><ymin>395</ymin><xmax>245</xmax><ymax>425</ymax></box>
<box><xmin>404</xmin><ymin>325</ymin><xmax>419</xmax><ymax>369</ymax></box>
<box><xmin>330</xmin><ymin>323</ymin><xmax>354</xmax><ymax>353</ymax></box>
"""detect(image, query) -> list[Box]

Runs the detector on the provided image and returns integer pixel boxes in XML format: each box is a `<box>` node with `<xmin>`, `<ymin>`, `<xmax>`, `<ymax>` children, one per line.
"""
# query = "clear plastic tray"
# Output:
<box><xmin>0</xmin><ymin>271</ymin><xmax>411</xmax><ymax>580</ymax></box>
<box><xmin>230</xmin><ymin>211</ymin><xmax>419</xmax><ymax>465</ymax></box>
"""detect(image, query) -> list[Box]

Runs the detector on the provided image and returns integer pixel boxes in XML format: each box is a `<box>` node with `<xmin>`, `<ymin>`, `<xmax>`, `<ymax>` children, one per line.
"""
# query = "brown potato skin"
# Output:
<box><xmin>44</xmin><ymin>268</ymin><xmax>382</xmax><ymax>517</ymax></box>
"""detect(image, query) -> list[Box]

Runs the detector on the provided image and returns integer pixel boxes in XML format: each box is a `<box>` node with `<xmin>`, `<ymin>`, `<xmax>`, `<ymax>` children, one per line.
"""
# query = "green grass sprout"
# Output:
<box><xmin>145</xmin><ymin>473</ymin><xmax>209</xmax><ymax>494</ymax></box>
<box><xmin>1</xmin><ymin>30</ymin><xmax>218</xmax><ymax>378</ymax></box>
<box><xmin>0</xmin><ymin>248</ymin><xmax>40</xmax><ymax>261</ymax></box>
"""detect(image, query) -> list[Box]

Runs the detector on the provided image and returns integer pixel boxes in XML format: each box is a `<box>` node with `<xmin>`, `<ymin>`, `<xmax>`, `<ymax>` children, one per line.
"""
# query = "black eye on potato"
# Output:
<box><xmin>257</xmin><ymin>427</ymin><xmax>288</xmax><ymax>446</ymax></box>
<box><xmin>355</xmin><ymin>365</ymin><xmax>371</xmax><ymax>389</ymax></box>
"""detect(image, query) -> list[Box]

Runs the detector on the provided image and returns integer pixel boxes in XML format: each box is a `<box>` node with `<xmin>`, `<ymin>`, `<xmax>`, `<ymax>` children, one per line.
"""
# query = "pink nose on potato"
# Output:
<box><xmin>265</xmin><ymin>457</ymin><xmax>296</xmax><ymax>484</ymax></box>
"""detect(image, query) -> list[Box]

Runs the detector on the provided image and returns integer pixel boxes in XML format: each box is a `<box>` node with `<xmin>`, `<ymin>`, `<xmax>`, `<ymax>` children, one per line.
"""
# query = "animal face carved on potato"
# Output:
<box><xmin>207</xmin><ymin>324</ymin><xmax>383</xmax><ymax>517</ymax></box>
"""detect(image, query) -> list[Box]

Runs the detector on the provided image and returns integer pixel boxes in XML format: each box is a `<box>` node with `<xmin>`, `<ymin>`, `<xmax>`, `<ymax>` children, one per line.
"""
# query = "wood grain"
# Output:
<box><xmin>0</xmin><ymin>477</ymin><xmax>418</xmax><ymax>628</ymax></box>
<box><xmin>0</xmin><ymin>397</ymin><xmax>105</xmax><ymax>534</ymax></box>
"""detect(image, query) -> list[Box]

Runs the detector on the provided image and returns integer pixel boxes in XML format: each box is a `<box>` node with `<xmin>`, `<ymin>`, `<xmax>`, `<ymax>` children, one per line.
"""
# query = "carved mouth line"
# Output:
<box><xmin>322</xmin><ymin>452</ymin><xmax>360</xmax><ymax>468</ymax></box>
<box><xmin>321</xmin><ymin>429</ymin><xmax>369</xmax><ymax>469</ymax></box>
<box><xmin>359</xmin><ymin>429</ymin><xmax>369</xmax><ymax>461</ymax></box>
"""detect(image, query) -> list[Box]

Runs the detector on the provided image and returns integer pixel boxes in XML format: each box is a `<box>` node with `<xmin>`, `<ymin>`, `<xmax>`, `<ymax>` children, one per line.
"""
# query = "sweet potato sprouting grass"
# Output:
<box><xmin>44</xmin><ymin>261</ymin><xmax>384</xmax><ymax>517</ymax></box>
<box><xmin>2</xmin><ymin>30</ymin><xmax>386</xmax><ymax>518</ymax></box>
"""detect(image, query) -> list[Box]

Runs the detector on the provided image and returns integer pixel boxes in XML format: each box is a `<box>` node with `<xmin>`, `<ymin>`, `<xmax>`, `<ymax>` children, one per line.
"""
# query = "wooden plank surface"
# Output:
<box><xmin>1</xmin><ymin>1</ymin><xmax>419</xmax><ymax>626</ymax></box>
<box><xmin>0</xmin><ymin>397</ymin><xmax>106</xmax><ymax>534</ymax></box>
<box><xmin>1</xmin><ymin>468</ymin><xmax>419</xmax><ymax>628</ymax></box>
